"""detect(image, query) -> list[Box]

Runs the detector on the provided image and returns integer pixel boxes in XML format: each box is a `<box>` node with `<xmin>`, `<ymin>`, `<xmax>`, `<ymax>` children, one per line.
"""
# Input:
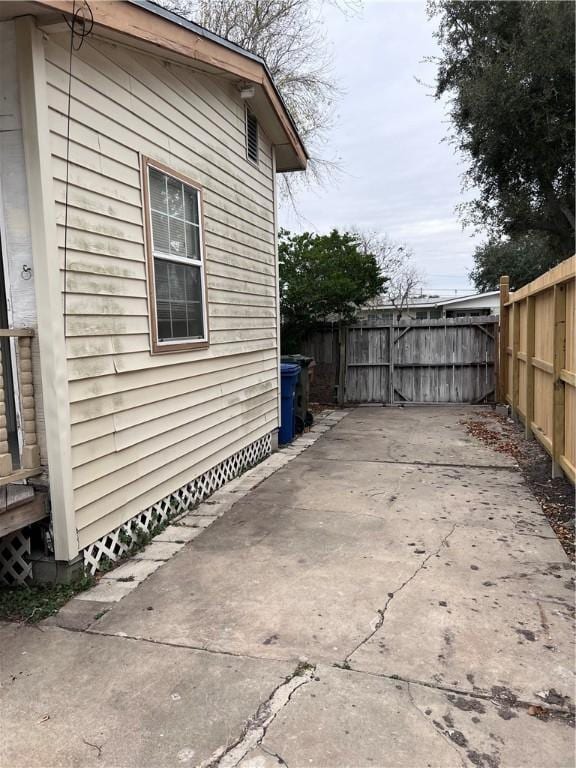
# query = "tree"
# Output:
<box><xmin>158</xmin><ymin>0</ymin><xmax>337</xmax><ymax>185</ymax></box>
<box><xmin>279</xmin><ymin>229</ymin><xmax>385</xmax><ymax>349</ymax></box>
<box><xmin>385</xmin><ymin>262</ymin><xmax>423</xmax><ymax>320</ymax></box>
<box><xmin>429</xmin><ymin>1</ymin><xmax>575</xmax><ymax>255</ymax></box>
<box><xmin>350</xmin><ymin>229</ymin><xmax>424</xmax><ymax>318</ymax></box>
<box><xmin>470</xmin><ymin>233</ymin><xmax>561</xmax><ymax>292</ymax></box>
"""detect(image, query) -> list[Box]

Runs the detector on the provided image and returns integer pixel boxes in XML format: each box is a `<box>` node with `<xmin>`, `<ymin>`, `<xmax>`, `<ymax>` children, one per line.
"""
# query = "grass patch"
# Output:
<box><xmin>0</xmin><ymin>574</ymin><xmax>95</xmax><ymax>624</ymax></box>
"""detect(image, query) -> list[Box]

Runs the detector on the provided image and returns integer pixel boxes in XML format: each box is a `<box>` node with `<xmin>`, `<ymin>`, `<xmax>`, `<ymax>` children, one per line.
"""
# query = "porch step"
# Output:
<box><xmin>0</xmin><ymin>487</ymin><xmax>48</xmax><ymax>539</ymax></box>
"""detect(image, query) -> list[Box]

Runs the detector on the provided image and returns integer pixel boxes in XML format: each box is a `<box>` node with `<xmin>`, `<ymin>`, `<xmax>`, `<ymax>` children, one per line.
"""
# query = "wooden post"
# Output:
<box><xmin>524</xmin><ymin>296</ymin><xmax>535</xmax><ymax>439</ymax></box>
<box><xmin>0</xmin><ymin>354</ymin><xmax>13</xmax><ymax>477</ymax></box>
<box><xmin>337</xmin><ymin>323</ymin><xmax>346</xmax><ymax>406</ymax></box>
<box><xmin>18</xmin><ymin>336</ymin><xmax>40</xmax><ymax>469</ymax></box>
<box><xmin>552</xmin><ymin>284</ymin><xmax>566</xmax><ymax>478</ymax></box>
<box><xmin>498</xmin><ymin>276</ymin><xmax>509</xmax><ymax>402</ymax></box>
<box><xmin>388</xmin><ymin>322</ymin><xmax>395</xmax><ymax>404</ymax></box>
<box><xmin>511</xmin><ymin>301</ymin><xmax>520</xmax><ymax>418</ymax></box>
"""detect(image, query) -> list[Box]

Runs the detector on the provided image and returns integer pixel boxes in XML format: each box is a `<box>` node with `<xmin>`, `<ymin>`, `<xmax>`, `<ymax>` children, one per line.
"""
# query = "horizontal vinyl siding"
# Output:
<box><xmin>43</xmin><ymin>33</ymin><xmax>279</xmax><ymax>549</ymax></box>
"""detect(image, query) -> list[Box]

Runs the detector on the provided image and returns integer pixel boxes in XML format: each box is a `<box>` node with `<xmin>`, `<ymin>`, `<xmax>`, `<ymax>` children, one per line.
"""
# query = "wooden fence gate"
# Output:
<box><xmin>344</xmin><ymin>317</ymin><xmax>497</xmax><ymax>404</ymax></box>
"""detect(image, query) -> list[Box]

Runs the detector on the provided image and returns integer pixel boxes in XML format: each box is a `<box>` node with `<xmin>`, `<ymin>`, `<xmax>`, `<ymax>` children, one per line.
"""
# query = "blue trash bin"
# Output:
<box><xmin>279</xmin><ymin>362</ymin><xmax>301</xmax><ymax>445</ymax></box>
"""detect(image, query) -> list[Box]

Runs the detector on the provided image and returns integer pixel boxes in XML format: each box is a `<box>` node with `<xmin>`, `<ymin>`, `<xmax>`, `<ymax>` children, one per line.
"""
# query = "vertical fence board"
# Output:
<box><xmin>564</xmin><ymin>280</ymin><xmax>576</xmax><ymax>478</ymax></box>
<box><xmin>499</xmin><ymin>276</ymin><xmax>510</xmax><ymax>402</ymax></box>
<box><xmin>552</xmin><ymin>284</ymin><xmax>566</xmax><ymax>477</ymax></box>
<box><xmin>524</xmin><ymin>296</ymin><xmax>535</xmax><ymax>439</ymax></box>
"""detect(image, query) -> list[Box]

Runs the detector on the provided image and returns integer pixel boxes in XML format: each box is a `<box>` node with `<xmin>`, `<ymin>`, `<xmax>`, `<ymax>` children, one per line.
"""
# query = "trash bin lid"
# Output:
<box><xmin>280</xmin><ymin>362</ymin><xmax>301</xmax><ymax>376</ymax></box>
<box><xmin>281</xmin><ymin>355</ymin><xmax>313</xmax><ymax>367</ymax></box>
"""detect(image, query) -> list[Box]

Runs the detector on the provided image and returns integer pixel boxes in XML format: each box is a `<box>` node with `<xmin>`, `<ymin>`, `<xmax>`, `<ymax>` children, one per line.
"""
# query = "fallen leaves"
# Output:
<box><xmin>462</xmin><ymin>412</ymin><xmax>575</xmax><ymax>561</ymax></box>
<box><xmin>527</xmin><ymin>705</ymin><xmax>549</xmax><ymax>719</ymax></box>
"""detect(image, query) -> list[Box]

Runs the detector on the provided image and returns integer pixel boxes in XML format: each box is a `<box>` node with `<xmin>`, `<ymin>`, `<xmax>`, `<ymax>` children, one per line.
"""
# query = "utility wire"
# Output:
<box><xmin>62</xmin><ymin>0</ymin><xmax>93</xmax><ymax>338</ymax></box>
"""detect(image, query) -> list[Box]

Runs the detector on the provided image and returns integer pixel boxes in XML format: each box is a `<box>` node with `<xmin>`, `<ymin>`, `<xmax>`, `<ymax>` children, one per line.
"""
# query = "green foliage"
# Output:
<box><xmin>279</xmin><ymin>229</ymin><xmax>386</xmax><ymax>350</ymax></box>
<box><xmin>429</xmin><ymin>1</ymin><xmax>575</xmax><ymax>254</ymax></box>
<box><xmin>0</xmin><ymin>573</ymin><xmax>95</xmax><ymax>624</ymax></box>
<box><xmin>470</xmin><ymin>233</ymin><xmax>564</xmax><ymax>292</ymax></box>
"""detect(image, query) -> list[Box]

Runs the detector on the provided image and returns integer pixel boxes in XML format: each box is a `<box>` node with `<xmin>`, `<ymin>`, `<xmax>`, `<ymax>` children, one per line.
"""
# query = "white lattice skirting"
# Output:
<box><xmin>83</xmin><ymin>432</ymin><xmax>272</xmax><ymax>574</ymax></box>
<box><xmin>0</xmin><ymin>530</ymin><xmax>32</xmax><ymax>585</ymax></box>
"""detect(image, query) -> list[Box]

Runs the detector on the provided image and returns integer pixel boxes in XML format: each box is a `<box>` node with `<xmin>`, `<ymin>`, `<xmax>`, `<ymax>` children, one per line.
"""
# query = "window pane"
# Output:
<box><xmin>184</xmin><ymin>187</ymin><xmax>199</xmax><ymax>224</ymax></box>
<box><xmin>154</xmin><ymin>258</ymin><xmax>169</xmax><ymax>300</ymax></box>
<box><xmin>151</xmin><ymin>211</ymin><xmax>170</xmax><ymax>254</ymax></box>
<box><xmin>171</xmin><ymin>301</ymin><xmax>188</xmax><ymax>339</ymax></box>
<box><xmin>167</xmin><ymin>177</ymin><xmax>184</xmax><ymax>218</ymax></box>
<box><xmin>185</xmin><ymin>265</ymin><xmax>203</xmax><ymax>337</ymax></box>
<box><xmin>154</xmin><ymin>258</ymin><xmax>204</xmax><ymax>342</ymax></box>
<box><xmin>149</xmin><ymin>168</ymin><xmax>167</xmax><ymax>213</ymax></box>
<box><xmin>154</xmin><ymin>259</ymin><xmax>171</xmax><ymax>340</ymax></box>
<box><xmin>169</xmin><ymin>217</ymin><xmax>185</xmax><ymax>257</ymax></box>
<box><xmin>185</xmin><ymin>223</ymin><xmax>201</xmax><ymax>260</ymax></box>
<box><xmin>167</xmin><ymin>262</ymin><xmax>185</xmax><ymax>301</ymax></box>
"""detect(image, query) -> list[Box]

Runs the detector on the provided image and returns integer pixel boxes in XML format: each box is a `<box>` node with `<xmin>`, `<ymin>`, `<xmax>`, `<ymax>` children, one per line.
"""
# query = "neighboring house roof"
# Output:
<box><xmin>25</xmin><ymin>0</ymin><xmax>308</xmax><ymax>172</ymax></box>
<box><xmin>436</xmin><ymin>290</ymin><xmax>499</xmax><ymax>307</ymax></box>
<box><xmin>372</xmin><ymin>290</ymin><xmax>499</xmax><ymax>311</ymax></box>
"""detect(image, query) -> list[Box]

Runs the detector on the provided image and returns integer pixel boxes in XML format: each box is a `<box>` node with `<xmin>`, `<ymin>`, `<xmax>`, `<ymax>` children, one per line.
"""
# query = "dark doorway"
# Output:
<box><xmin>0</xmin><ymin>235</ymin><xmax>20</xmax><ymax>467</ymax></box>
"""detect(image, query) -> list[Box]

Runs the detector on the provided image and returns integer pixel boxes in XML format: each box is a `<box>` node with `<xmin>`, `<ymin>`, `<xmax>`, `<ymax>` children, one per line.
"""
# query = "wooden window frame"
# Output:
<box><xmin>141</xmin><ymin>156</ymin><xmax>210</xmax><ymax>354</ymax></box>
<box><xmin>245</xmin><ymin>107</ymin><xmax>259</xmax><ymax>166</ymax></box>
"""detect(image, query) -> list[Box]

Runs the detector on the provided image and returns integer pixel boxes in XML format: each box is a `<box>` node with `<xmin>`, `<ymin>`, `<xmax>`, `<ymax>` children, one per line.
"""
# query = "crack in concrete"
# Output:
<box><xmin>260</xmin><ymin>743</ymin><xmax>289</xmax><ymax>766</ymax></box>
<box><xmin>339</xmin><ymin>665</ymin><xmax>575</xmax><ymax>716</ymax></box>
<box><xmin>196</xmin><ymin>664</ymin><xmax>315</xmax><ymax>768</ymax></box>
<box><xmin>82</xmin><ymin>737</ymin><xmax>105</xmax><ymax>758</ymax></box>
<box><xmin>406</xmin><ymin>682</ymin><xmax>467</xmax><ymax>768</ymax></box>
<box><xmin>307</xmin><ymin>457</ymin><xmax>518</xmax><ymax>471</ymax></box>
<box><xmin>57</xmin><ymin>624</ymin><xmax>293</xmax><ymax>666</ymax></box>
<box><xmin>234</xmin><ymin>499</ymin><xmax>557</xmax><ymax>540</ymax></box>
<box><xmin>343</xmin><ymin>524</ymin><xmax>458</xmax><ymax>663</ymax></box>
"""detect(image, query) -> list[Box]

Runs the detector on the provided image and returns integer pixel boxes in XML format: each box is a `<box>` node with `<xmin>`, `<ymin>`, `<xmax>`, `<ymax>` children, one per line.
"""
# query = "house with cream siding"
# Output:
<box><xmin>0</xmin><ymin>0</ymin><xmax>307</xmax><ymax>581</ymax></box>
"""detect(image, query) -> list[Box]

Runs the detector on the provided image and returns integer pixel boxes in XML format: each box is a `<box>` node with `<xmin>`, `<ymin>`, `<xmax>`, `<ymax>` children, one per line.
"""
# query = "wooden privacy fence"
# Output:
<box><xmin>303</xmin><ymin>316</ymin><xmax>498</xmax><ymax>406</ymax></box>
<box><xmin>499</xmin><ymin>255</ymin><xmax>575</xmax><ymax>482</ymax></box>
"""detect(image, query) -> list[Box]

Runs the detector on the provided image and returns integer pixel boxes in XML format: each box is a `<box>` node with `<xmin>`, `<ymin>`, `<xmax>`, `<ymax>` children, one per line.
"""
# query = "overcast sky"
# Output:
<box><xmin>279</xmin><ymin>1</ymin><xmax>483</xmax><ymax>293</ymax></box>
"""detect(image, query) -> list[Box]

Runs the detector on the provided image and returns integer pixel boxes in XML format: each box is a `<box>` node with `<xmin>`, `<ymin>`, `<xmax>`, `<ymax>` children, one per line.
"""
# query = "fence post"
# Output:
<box><xmin>388</xmin><ymin>322</ymin><xmax>395</xmax><ymax>404</ymax></box>
<box><xmin>524</xmin><ymin>296</ymin><xmax>535</xmax><ymax>440</ymax></box>
<box><xmin>337</xmin><ymin>323</ymin><xmax>346</xmax><ymax>406</ymax></box>
<box><xmin>552</xmin><ymin>284</ymin><xmax>566</xmax><ymax>478</ymax></box>
<box><xmin>498</xmin><ymin>276</ymin><xmax>509</xmax><ymax>402</ymax></box>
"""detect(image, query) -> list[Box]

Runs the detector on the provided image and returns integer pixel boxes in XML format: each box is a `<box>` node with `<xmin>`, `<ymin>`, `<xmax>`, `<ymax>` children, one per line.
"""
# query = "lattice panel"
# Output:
<box><xmin>0</xmin><ymin>530</ymin><xmax>32</xmax><ymax>585</ymax></box>
<box><xmin>83</xmin><ymin>433</ymin><xmax>272</xmax><ymax>574</ymax></box>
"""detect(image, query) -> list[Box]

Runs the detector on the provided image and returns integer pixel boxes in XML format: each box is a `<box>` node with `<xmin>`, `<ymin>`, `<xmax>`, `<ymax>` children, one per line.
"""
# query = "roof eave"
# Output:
<box><xmin>31</xmin><ymin>0</ymin><xmax>308</xmax><ymax>171</ymax></box>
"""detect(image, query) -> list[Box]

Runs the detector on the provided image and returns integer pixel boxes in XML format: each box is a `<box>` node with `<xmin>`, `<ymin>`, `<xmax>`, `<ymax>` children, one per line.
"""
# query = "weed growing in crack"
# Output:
<box><xmin>334</xmin><ymin>660</ymin><xmax>351</xmax><ymax>670</ymax></box>
<box><xmin>289</xmin><ymin>661</ymin><xmax>316</xmax><ymax>679</ymax></box>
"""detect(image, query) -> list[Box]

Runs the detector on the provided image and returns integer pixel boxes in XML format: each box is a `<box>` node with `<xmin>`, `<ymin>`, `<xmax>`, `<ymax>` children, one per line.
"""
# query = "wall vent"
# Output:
<box><xmin>246</xmin><ymin>109</ymin><xmax>259</xmax><ymax>164</ymax></box>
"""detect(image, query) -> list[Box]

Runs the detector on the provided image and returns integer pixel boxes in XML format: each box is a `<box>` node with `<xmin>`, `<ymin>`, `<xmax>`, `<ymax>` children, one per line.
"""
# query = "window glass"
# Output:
<box><xmin>147</xmin><ymin>164</ymin><xmax>206</xmax><ymax>345</ymax></box>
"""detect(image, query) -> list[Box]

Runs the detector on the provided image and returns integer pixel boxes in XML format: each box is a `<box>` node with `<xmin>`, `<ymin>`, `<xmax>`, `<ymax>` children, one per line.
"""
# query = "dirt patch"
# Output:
<box><xmin>462</xmin><ymin>412</ymin><xmax>575</xmax><ymax>560</ymax></box>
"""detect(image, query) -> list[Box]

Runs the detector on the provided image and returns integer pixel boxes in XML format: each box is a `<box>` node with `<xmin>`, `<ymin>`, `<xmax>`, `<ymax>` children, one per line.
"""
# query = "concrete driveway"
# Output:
<box><xmin>1</xmin><ymin>407</ymin><xmax>574</xmax><ymax>768</ymax></box>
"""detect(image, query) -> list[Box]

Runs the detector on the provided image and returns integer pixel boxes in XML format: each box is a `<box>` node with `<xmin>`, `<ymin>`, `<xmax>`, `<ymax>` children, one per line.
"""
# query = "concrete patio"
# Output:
<box><xmin>1</xmin><ymin>407</ymin><xmax>574</xmax><ymax>768</ymax></box>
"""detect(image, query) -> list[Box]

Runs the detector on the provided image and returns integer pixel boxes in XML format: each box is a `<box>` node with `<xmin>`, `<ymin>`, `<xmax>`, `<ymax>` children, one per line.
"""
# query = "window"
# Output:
<box><xmin>245</xmin><ymin>108</ymin><xmax>259</xmax><ymax>164</ymax></box>
<box><xmin>143</xmin><ymin>159</ymin><xmax>208</xmax><ymax>351</ymax></box>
